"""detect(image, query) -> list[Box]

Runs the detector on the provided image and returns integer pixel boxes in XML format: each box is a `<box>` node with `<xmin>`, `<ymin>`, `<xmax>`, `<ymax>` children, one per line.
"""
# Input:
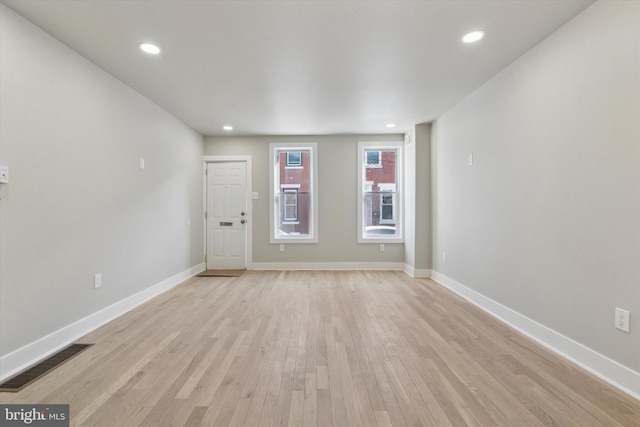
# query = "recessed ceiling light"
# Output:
<box><xmin>462</xmin><ymin>30</ymin><xmax>485</xmax><ymax>44</ymax></box>
<box><xmin>222</xmin><ymin>125</ymin><xmax>233</xmax><ymax>131</ymax></box>
<box><xmin>386</xmin><ymin>123</ymin><xmax>397</xmax><ymax>128</ymax></box>
<box><xmin>139</xmin><ymin>43</ymin><xmax>161</xmax><ymax>54</ymax></box>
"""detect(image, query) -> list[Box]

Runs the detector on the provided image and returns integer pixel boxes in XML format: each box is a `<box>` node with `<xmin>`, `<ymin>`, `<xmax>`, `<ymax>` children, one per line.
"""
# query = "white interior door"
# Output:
<box><xmin>206</xmin><ymin>162</ymin><xmax>247</xmax><ymax>269</ymax></box>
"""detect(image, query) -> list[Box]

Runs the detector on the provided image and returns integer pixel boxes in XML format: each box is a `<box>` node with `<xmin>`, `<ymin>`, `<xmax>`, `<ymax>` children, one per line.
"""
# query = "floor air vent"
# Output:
<box><xmin>0</xmin><ymin>343</ymin><xmax>93</xmax><ymax>392</ymax></box>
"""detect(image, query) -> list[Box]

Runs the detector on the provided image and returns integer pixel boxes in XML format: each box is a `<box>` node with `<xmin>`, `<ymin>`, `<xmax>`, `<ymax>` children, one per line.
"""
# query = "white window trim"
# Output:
<box><xmin>357</xmin><ymin>141</ymin><xmax>403</xmax><ymax>244</ymax></box>
<box><xmin>270</xmin><ymin>143</ymin><xmax>318</xmax><ymax>244</ymax></box>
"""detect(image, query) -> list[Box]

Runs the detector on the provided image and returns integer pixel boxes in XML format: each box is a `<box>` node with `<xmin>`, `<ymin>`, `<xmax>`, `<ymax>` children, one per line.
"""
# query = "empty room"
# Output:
<box><xmin>0</xmin><ymin>0</ymin><xmax>639</xmax><ymax>426</ymax></box>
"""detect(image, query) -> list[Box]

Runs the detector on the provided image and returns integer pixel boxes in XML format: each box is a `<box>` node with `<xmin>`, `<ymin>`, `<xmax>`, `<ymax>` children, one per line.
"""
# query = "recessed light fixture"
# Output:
<box><xmin>386</xmin><ymin>123</ymin><xmax>397</xmax><ymax>128</ymax></box>
<box><xmin>462</xmin><ymin>30</ymin><xmax>485</xmax><ymax>44</ymax></box>
<box><xmin>222</xmin><ymin>125</ymin><xmax>233</xmax><ymax>131</ymax></box>
<box><xmin>139</xmin><ymin>43</ymin><xmax>161</xmax><ymax>54</ymax></box>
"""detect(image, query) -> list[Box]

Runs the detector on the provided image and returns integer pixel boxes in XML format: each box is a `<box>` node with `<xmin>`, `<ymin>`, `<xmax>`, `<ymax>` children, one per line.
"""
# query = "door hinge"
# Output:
<box><xmin>204</xmin><ymin>254</ymin><xmax>207</xmax><ymax>262</ymax></box>
<box><xmin>204</xmin><ymin>211</ymin><xmax>207</xmax><ymax>219</ymax></box>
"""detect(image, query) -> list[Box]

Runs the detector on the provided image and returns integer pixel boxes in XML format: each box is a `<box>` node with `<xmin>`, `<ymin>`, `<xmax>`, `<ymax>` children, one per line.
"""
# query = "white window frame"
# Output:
<box><xmin>270</xmin><ymin>143</ymin><xmax>318</xmax><ymax>243</ymax></box>
<box><xmin>357</xmin><ymin>141</ymin><xmax>403</xmax><ymax>244</ymax></box>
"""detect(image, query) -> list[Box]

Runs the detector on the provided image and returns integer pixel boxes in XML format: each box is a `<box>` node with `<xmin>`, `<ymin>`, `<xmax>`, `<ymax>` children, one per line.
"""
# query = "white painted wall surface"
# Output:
<box><xmin>432</xmin><ymin>0</ymin><xmax>639</xmax><ymax>372</ymax></box>
<box><xmin>0</xmin><ymin>5</ymin><xmax>204</xmax><ymax>372</ymax></box>
<box><xmin>204</xmin><ymin>134</ymin><xmax>405</xmax><ymax>264</ymax></box>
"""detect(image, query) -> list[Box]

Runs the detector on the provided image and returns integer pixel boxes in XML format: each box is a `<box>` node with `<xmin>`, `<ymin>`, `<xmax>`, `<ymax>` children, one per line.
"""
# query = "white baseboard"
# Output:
<box><xmin>0</xmin><ymin>263</ymin><xmax>205</xmax><ymax>382</ymax></box>
<box><xmin>430</xmin><ymin>271</ymin><xmax>640</xmax><ymax>400</ymax></box>
<box><xmin>403</xmin><ymin>264</ymin><xmax>432</xmax><ymax>278</ymax></box>
<box><xmin>251</xmin><ymin>262</ymin><xmax>405</xmax><ymax>271</ymax></box>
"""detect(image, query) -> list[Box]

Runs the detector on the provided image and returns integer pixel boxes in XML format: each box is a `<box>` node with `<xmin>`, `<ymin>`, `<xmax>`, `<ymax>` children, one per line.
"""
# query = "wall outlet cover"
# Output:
<box><xmin>615</xmin><ymin>307</ymin><xmax>630</xmax><ymax>333</ymax></box>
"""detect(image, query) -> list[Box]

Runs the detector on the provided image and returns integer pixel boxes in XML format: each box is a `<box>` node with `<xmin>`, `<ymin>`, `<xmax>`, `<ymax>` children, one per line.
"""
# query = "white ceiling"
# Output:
<box><xmin>2</xmin><ymin>0</ymin><xmax>594</xmax><ymax>136</ymax></box>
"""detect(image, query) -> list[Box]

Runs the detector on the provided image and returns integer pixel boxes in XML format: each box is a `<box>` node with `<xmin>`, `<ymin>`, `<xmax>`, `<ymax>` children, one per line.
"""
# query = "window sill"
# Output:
<box><xmin>271</xmin><ymin>237</ymin><xmax>319</xmax><ymax>244</ymax></box>
<box><xmin>358</xmin><ymin>237</ymin><xmax>404</xmax><ymax>244</ymax></box>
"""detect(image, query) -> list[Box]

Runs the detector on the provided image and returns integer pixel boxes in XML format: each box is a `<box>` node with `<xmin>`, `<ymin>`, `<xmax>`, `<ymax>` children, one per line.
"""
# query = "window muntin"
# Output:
<box><xmin>358</xmin><ymin>142</ymin><xmax>403</xmax><ymax>243</ymax></box>
<box><xmin>270</xmin><ymin>143</ymin><xmax>318</xmax><ymax>243</ymax></box>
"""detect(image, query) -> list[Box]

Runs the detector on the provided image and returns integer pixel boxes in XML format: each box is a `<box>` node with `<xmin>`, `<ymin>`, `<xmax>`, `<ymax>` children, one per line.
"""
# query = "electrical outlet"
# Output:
<box><xmin>615</xmin><ymin>307</ymin><xmax>630</xmax><ymax>333</ymax></box>
<box><xmin>443</xmin><ymin>252</ymin><xmax>447</xmax><ymax>262</ymax></box>
<box><xmin>279</xmin><ymin>244</ymin><xmax>285</xmax><ymax>252</ymax></box>
<box><xmin>94</xmin><ymin>273</ymin><xmax>102</xmax><ymax>289</ymax></box>
<box><xmin>380</xmin><ymin>244</ymin><xmax>385</xmax><ymax>252</ymax></box>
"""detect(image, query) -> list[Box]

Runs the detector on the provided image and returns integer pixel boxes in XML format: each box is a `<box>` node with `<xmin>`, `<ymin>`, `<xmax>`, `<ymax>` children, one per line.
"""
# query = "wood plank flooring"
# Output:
<box><xmin>2</xmin><ymin>270</ymin><xmax>639</xmax><ymax>426</ymax></box>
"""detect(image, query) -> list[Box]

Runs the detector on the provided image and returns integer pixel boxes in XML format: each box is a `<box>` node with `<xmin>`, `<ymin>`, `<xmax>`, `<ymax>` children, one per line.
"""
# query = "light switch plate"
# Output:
<box><xmin>0</xmin><ymin>165</ymin><xmax>9</xmax><ymax>183</ymax></box>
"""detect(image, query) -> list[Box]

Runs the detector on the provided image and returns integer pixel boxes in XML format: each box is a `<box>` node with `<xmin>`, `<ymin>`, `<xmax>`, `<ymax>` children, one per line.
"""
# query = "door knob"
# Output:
<box><xmin>241</xmin><ymin>219</ymin><xmax>247</xmax><ymax>224</ymax></box>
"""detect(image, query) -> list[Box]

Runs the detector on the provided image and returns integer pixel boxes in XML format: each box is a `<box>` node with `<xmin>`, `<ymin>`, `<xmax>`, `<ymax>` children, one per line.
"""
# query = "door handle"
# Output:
<box><xmin>220</xmin><ymin>221</ymin><xmax>233</xmax><ymax>226</ymax></box>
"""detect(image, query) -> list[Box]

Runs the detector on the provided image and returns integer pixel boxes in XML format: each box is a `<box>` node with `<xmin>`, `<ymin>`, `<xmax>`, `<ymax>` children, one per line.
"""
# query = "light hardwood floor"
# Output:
<box><xmin>2</xmin><ymin>271</ymin><xmax>639</xmax><ymax>426</ymax></box>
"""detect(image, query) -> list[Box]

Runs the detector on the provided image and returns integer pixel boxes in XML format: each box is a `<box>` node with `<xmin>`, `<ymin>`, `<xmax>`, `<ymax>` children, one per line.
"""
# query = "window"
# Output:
<box><xmin>366</xmin><ymin>151</ymin><xmax>381</xmax><ymax>167</ymax></box>
<box><xmin>270</xmin><ymin>143</ymin><xmax>318</xmax><ymax>243</ymax></box>
<box><xmin>380</xmin><ymin>190</ymin><xmax>395</xmax><ymax>224</ymax></box>
<box><xmin>282</xmin><ymin>187</ymin><xmax>299</xmax><ymax>222</ymax></box>
<box><xmin>357</xmin><ymin>141</ymin><xmax>403</xmax><ymax>243</ymax></box>
<box><xmin>286</xmin><ymin>151</ymin><xmax>302</xmax><ymax>167</ymax></box>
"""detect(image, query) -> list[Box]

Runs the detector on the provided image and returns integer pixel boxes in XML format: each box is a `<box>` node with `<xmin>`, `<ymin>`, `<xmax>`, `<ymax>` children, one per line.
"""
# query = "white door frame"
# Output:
<box><xmin>204</xmin><ymin>155</ymin><xmax>252</xmax><ymax>269</ymax></box>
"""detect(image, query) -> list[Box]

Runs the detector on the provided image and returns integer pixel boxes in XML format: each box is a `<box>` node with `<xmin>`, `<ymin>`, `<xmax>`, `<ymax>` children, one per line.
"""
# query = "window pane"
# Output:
<box><xmin>364</xmin><ymin>149</ymin><xmax>396</xmax><ymax>188</ymax></box>
<box><xmin>358</xmin><ymin>142</ymin><xmax>402</xmax><ymax>243</ymax></box>
<box><xmin>366</xmin><ymin>150</ymin><xmax>380</xmax><ymax>166</ymax></box>
<box><xmin>278</xmin><ymin>192</ymin><xmax>310</xmax><ymax>235</ymax></box>
<box><xmin>363</xmin><ymin>192</ymin><xmax>397</xmax><ymax>237</ymax></box>
<box><xmin>277</xmin><ymin>149</ymin><xmax>310</xmax><ymax>236</ymax></box>
<box><xmin>271</xmin><ymin>143</ymin><xmax>317</xmax><ymax>243</ymax></box>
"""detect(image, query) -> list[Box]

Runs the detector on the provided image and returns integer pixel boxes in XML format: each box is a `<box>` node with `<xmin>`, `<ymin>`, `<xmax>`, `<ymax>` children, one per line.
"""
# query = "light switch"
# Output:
<box><xmin>0</xmin><ymin>165</ymin><xmax>9</xmax><ymax>183</ymax></box>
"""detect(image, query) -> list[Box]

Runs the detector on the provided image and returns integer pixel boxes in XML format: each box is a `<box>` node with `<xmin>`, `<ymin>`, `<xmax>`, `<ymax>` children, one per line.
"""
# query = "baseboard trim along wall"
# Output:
<box><xmin>430</xmin><ymin>271</ymin><xmax>640</xmax><ymax>400</ymax></box>
<box><xmin>403</xmin><ymin>265</ymin><xmax>432</xmax><ymax>278</ymax></box>
<box><xmin>252</xmin><ymin>262</ymin><xmax>405</xmax><ymax>271</ymax></box>
<box><xmin>0</xmin><ymin>263</ymin><xmax>205</xmax><ymax>382</ymax></box>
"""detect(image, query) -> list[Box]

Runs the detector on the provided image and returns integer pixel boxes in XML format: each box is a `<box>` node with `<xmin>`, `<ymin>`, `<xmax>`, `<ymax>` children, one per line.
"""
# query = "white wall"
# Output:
<box><xmin>204</xmin><ymin>134</ymin><xmax>405</xmax><ymax>266</ymax></box>
<box><xmin>0</xmin><ymin>5</ymin><xmax>204</xmax><ymax>375</ymax></box>
<box><xmin>404</xmin><ymin>123</ymin><xmax>432</xmax><ymax>276</ymax></box>
<box><xmin>433</xmin><ymin>0</ymin><xmax>639</xmax><ymax>376</ymax></box>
